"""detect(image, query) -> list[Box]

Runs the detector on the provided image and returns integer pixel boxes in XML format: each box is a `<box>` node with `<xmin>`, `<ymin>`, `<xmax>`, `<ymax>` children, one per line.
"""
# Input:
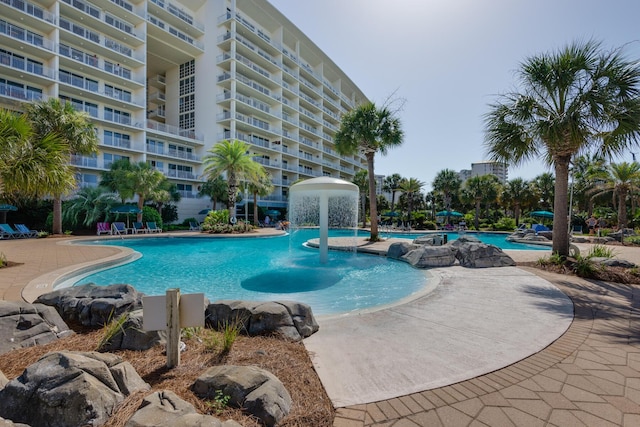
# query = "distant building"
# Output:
<box><xmin>459</xmin><ymin>161</ymin><xmax>508</xmax><ymax>183</ymax></box>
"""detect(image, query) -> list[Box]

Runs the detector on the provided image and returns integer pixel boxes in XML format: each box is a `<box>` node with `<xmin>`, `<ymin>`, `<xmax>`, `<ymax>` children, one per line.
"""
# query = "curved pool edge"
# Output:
<box><xmin>21</xmin><ymin>239</ymin><xmax>139</xmax><ymax>303</ymax></box>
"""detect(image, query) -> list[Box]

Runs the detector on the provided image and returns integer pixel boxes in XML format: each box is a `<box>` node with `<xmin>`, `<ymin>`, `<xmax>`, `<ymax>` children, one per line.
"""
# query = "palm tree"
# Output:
<box><xmin>100</xmin><ymin>158</ymin><xmax>135</xmax><ymax>203</ymax></box>
<box><xmin>502</xmin><ymin>178</ymin><xmax>534</xmax><ymax>226</ymax></box>
<box><xmin>63</xmin><ymin>186</ymin><xmax>119</xmax><ymax>228</ymax></box>
<box><xmin>382</xmin><ymin>173</ymin><xmax>403</xmax><ymax>212</ymax></box>
<box><xmin>398</xmin><ymin>177</ymin><xmax>424</xmax><ymax>227</ymax></box>
<box><xmin>532</xmin><ymin>173</ymin><xmax>555</xmax><ymax>211</ymax></box>
<box><xmin>127</xmin><ymin>162</ymin><xmax>166</xmax><ymax>222</ymax></box>
<box><xmin>334</xmin><ymin>102</ymin><xmax>404</xmax><ymax>241</ymax></box>
<box><xmin>0</xmin><ymin>109</ymin><xmax>73</xmax><ymax>223</ymax></box>
<box><xmin>148</xmin><ymin>180</ymin><xmax>181</xmax><ymax>219</ymax></box>
<box><xmin>572</xmin><ymin>153</ymin><xmax>607</xmax><ymax>214</ymax></box>
<box><xmin>203</xmin><ymin>139</ymin><xmax>265</xmax><ymax>221</ymax></box>
<box><xmin>485</xmin><ymin>40</ymin><xmax>640</xmax><ymax>256</ymax></box>
<box><xmin>352</xmin><ymin>169</ymin><xmax>368</xmax><ymax>227</ymax></box>
<box><xmin>462</xmin><ymin>175</ymin><xmax>498</xmax><ymax>230</ymax></box>
<box><xmin>246</xmin><ymin>173</ymin><xmax>274</xmax><ymax>226</ymax></box>
<box><xmin>26</xmin><ymin>99</ymin><xmax>98</xmax><ymax>234</ymax></box>
<box><xmin>589</xmin><ymin>162</ymin><xmax>640</xmax><ymax>228</ymax></box>
<box><xmin>198</xmin><ymin>176</ymin><xmax>228</xmax><ymax>210</ymax></box>
<box><xmin>432</xmin><ymin>169</ymin><xmax>462</xmax><ymax>224</ymax></box>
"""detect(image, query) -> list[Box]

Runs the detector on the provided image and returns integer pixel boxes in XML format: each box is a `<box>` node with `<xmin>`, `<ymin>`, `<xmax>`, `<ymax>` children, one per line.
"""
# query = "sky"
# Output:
<box><xmin>268</xmin><ymin>0</ymin><xmax>640</xmax><ymax>191</ymax></box>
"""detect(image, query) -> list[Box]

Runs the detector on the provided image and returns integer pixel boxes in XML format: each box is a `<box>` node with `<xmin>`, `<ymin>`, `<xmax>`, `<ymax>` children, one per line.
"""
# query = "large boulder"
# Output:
<box><xmin>387</xmin><ymin>242</ymin><xmax>419</xmax><ymax>260</ymax></box>
<box><xmin>205</xmin><ymin>300</ymin><xmax>318</xmax><ymax>341</ymax></box>
<box><xmin>0</xmin><ymin>301</ymin><xmax>73</xmax><ymax>355</ymax></box>
<box><xmin>193</xmin><ymin>365</ymin><xmax>291</xmax><ymax>427</ymax></box>
<box><xmin>100</xmin><ymin>309</ymin><xmax>165</xmax><ymax>352</ymax></box>
<box><xmin>125</xmin><ymin>390</ymin><xmax>241</xmax><ymax>427</ymax></box>
<box><xmin>0</xmin><ymin>351</ymin><xmax>149</xmax><ymax>427</ymax></box>
<box><xmin>34</xmin><ymin>283</ymin><xmax>144</xmax><ymax>327</ymax></box>
<box><xmin>413</xmin><ymin>235</ymin><xmax>446</xmax><ymax>246</ymax></box>
<box><xmin>401</xmin><ymin>245</ymin><xmax>457</xmax><ymax>268</ymax></box>
<box><xmin>452</xmin><ymin>240</ymin><xmax>516</xmax><ymax>268</ymax></box>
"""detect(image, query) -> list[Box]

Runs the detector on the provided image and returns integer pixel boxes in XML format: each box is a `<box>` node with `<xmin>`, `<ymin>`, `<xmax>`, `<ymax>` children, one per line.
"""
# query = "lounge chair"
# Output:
<box><xmin>14</xmin><ymin>224</ymin><xmax>38</xmax><ymax>238</ymax></box>
<box><xmin>0</xmin><ymin>223</ymin><xmax>28</xmax><ymax>238</ymax></box>
<box><xmin>146</xmin><ymin>221</ymin><xmax>162</xmax><ymax>233</ymax></box>
<box><xmin>111</xmin><ymin>222</ymin><xmax>128</xmax><ymax>235</ymax></box>
<box><xmin>97</xmin><ymin>222</ymin><xmax>111</xmax><ymax>235</ymax></box>
<box><xmin>132</xmin><ymin>222</ymin><xmax>147</xmax><ymax>234</ymax></box>
<box><xmin>189</xmin><ymin>221</ymin><xmax>201</xmax><ymax>231</ymax></box>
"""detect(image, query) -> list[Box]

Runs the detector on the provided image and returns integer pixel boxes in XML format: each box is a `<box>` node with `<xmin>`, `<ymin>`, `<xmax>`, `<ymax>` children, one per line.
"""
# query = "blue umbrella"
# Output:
<box><xmin>110</xmin><ymin>205</ymin><xmax>141</xmax><ymax>227</ymax></box>
<box><xmin>0</xmin><ymin>204</ymin><xmax>17</xmax><ymax>223</ymax></box>
<box><xmin>435</xmin><ymin>210</ymin><xmax>463</xmax><ymax>217</ymax></box>
<box><xmin>199</xmin><ymin>209</ymin><xmax>212</xmax><ymax>215</ymax></box>
<box><xmin>382</xmin><ymin>211</ymin><xmax>400</xmax><ymax>217</ymax></box>
<box><xmin>530</xmin><ymin>210</ymin><xmax>554</xmax><ymax>219</ymax></box>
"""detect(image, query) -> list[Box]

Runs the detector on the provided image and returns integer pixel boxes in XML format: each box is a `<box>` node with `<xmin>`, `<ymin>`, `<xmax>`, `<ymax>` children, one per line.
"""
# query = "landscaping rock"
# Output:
<box><xmin>451</xmin><ymin>240</ymin><xmax>516</xmax><ymax>268</ymax></box>
<box><xmin>34</xmin><ymin>283</ymin><xmax>144</xmax><ymax>328</ymax></box>
<box><xmin>401</xmin><ymin>245</ymin><xmax>457</xmax><ymax>268</ymax></box>
<box><xmin>0</xmin><ymin>301</ymin><xmax>73</xmax><ymax>355</ymax></box>
<box><xmin>0</xmin><ymin>351</ymin><xmax>149</xmax><ymax>427</ymax></box>
<box><xmin>591</xmin><ymin>257</ymin><xmax>637</xmax><ymax>268</ymax></box>
<box><xmin>387</xmin><ymin>242</ymin><xmax>419</xmax><ymax>259</ymax></box>
<box><xmin>125</xmin><ymin>390</ymin><xmax>241</xmax><ymax>427</ymax></box>
<box><xmin>413</xmin><ymin>235</ymin><xmax>446</xmax><ymax>246</ymax></box>
<box><xmin>0</xmin><ymin>417</ymin><xmax>30</xmax><ymax>427</ymax></box>
<box><xmin>0</xmin><ymin>370</ymin><xmax>7</xmax><ymax>389</ymax></box>
<box><xmin>100</xmin><ymin>309</ymin><xmax>165</xmax><ymax>351</ymax></box>
<box><xmin>193</xmin><ymin>365</ymin><xmax>291</xmax><ymax>427</ymax></box>
<box><xmin>205</xmin><ymin>300</ymin><xmax>318</xmax><ymax>341</ymax></box>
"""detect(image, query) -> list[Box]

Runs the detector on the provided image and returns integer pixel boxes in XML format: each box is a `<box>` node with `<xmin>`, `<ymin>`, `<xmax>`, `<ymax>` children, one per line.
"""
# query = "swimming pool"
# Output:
<box><xmin>73</xmin><ymin>229</ymin><xmax>428</xmax><ymax>316</ymax></box>
<box><xmin>379</xmin><ymin>231</ymin><xmax>550</xmax><ymax>251</ymax></box>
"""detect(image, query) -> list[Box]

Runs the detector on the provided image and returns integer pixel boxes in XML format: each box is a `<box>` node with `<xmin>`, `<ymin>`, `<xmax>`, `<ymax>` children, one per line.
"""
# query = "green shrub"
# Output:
<box><xmin>182</xmin><ymin>217</ymin><xmax>198</xmax><ymax>226</ymax></box>
<box><xmin>573</xmin><ymin>255</ymin><xmax>595</xmax><ymax>277</ymax></box>
<box><xmin>142</xmin><ymin>206</ymin><xmax>162</xmax><ymax>228</ymax></box>
<box><xmin>96</xmin><ymin>312</ymin><xmax>127</xmax><ymax>351</ymax></box>
<box><xmin>493</xmin><ymin>217</ymin><xmax>516</xmax><ymax>231</ymax></box>
<box><xmin>586</xmin><ymin>244</ymin><xmax>615</xmax><ymax>259</ymax></box>
<box><xmin>0</xmin><ymin>252</ymin><xmax>6</xmax><ymax>268</ymax></box>
<box><xmin>422</xmin><ymin>221</ymin><xmax>437</xmax><ymax>230</ymax></box>
<box><xmin>624</xmin><ymin>235</ymin><xmax>640</xmax><ymax>245</ymax></box>
<box><xmin>205</xmin><ymin>390</ymin><xmax>231</xmax><ymax>415</ymax></box>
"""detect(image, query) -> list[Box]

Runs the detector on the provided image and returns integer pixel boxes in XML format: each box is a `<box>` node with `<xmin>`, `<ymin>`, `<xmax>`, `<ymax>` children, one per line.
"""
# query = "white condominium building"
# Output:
<box><xmin>0</xmin><ymin>0</ymin><xmax>368</xmax><ymax>220</ymax></box>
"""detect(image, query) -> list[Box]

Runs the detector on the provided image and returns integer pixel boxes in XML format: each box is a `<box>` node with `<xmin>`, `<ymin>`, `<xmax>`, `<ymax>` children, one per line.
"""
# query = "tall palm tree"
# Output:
<box><xmin>572</xmin><ymin>153</ymin><xmax>607</xmax><ymax>214</ymax></box>
<box><xmin>352</xmin><ymin>169</ymin><xmax>368</xmax><ymax>227</ymax></box>
<box><xmin>198</xmin><ymin>176</ymin><xmax>228</xmax><ymax>210</ymax></box>
<box><xmin>589</xmin><ymin>161</ymin><xmax>640</xmax><ymax>228</ymax></box>
<box><xmin>382</xmin><ymin>173</ymin><xmax>403</xmax><ymax>212</ymax></box>
<box><xmin>26</xmin><ymin>99</ymin><xmax>98</xmax><ymax>234</ymax></box>
<box><xmin>100</xmin><ymin>158</ymin><xmax>135</xmax><ymax>203</ymax></box>
<box><xmin>246</xmin><ymin>173</ymin><xmax>274</xmax><ymax>226</ymax></box>
<box><xmin>127</xmin><ymin>162</ymin><xmax>166</xmax><ymax>222</ymax></box>
<box><xmin>502</xmin><ymin>178</ymin><xmax>534</xmax><ymax>226</ymax></box>
<box><xmin>432</xmin><ymin>169</ymin><xmax>462</xmax><ymax>224</ymax></box>
<box><xmin>398</xmin><ymin>177</ymin><xmax>424</xmax><ymax>227</ymax></box>
<box><xmin>203</xmin><ymin>139</ymin><xmax>265</xmax><ymax>221</ymax></box>
<box><xmin>148</xmin><ymin>180</ymin><xmax>181</xmax><ymax>219</ymax></box>
<box><xmin>335</xmin><ymin>102</ymin><xmax>404</xmax><ymax>241</ymax></box>
<box><xmin>63</xmin><ymin>186</ymin><xmax>119</xmax><ymax>228</ymax></box>
<box><xmin>485</xmin><ymin>40</ymin><xmax>640</xmax><ymax>256</ymax></box>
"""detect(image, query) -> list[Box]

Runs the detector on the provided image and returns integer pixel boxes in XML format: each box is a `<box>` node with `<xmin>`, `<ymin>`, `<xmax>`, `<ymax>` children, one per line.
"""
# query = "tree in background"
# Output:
<box><xmin>502</xmin><ymin>178</ymin><xmax>534</xmax><ymax>226</ymax></box>
<box><xmin>203</xmin><ymin>140</ymin><xmax>265</xmax><ymax>221</ymax></box>
<box><xmin>432</xmin><ymin>169</ymin><xmax>462</xmax><ymax>225</ymax></box>
<box><xmin>382</xmin><ymin>173</ymin><xmax>404</xmax><ymax>212</ymax></box>
<box><xmin>398</xmin><ymin>177</ymin><xmax>424</xmax><ymax>227</ymax></box>
<box><xmin>198</xmin><ymin>176</ymin><xmax>228</xmax><ymax>211</ymax></box>
<box><xmin>485</xmin><ymin>40</ymin><xmax>640</xmax><ymax>256</ymax></box>
<box><xmin>589</xmin><ymin>161</ymin><xmax>640</xmax><ymax>229</ymax></box>
<box><xmin>245</xmin><ymin>173</ymin><xmax>274</xmax><ymax>226</ymax></box>
<box><xmin>462</xmin><ymin>175</ymin><xmax>499</xmax><ymax>230</ymax></box>
<box><xmin>352</xmin><ymin>169</ymin><xmax>368</xmax><ymax>227</ymax></box>
<box><xmin>335</xmin><ymin>102</ymin><xmax>403</xmax><ymax>240</ymax></box>
<box><xmin>532</xmin><ymin>173</ymin><xmax>555</xmax><ymax>211</ymax></box>
<box><xmin>26</xmin><ymin>99</ymin><xmax>98</xmax><ymax>234</ymax></box>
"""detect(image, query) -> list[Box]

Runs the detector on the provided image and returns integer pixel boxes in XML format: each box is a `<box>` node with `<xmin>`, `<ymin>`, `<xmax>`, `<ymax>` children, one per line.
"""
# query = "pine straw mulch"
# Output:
<box><xmin>0</xmin><ymin>327</ymin><xmax>334</xmax><ymax>427</ymax></box>
<box><xmin>518</xmin><ymin>259</ymin><xmax>640</xmax><ymax>285</ymax></box>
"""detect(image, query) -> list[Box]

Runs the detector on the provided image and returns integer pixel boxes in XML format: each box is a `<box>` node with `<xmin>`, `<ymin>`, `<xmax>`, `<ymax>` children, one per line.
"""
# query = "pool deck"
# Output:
<box><xmin>1</xmin><ymin>232</ymin><xmax>640</xmax><ymax>426</ymax></box>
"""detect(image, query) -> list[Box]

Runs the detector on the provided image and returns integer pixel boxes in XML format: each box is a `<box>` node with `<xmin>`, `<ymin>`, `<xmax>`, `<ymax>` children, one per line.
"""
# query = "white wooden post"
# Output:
<box><xmin>166</xmin><ymin>288</ymin><xmax>180</xmax><ymax>368</ymax></box>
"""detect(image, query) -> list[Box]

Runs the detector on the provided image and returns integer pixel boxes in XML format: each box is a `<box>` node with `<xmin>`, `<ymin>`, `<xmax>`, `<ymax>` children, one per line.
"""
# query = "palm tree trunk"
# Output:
<box><xmin>253</xmin><ymin>192</ymin><xmax>259</xmax><ymax>226</ymax></box>
<box><xmin>52</xmin><ymin>196</ymin><xmax>62</xmax><ymax>235</ymax></box>
<box><xmin>475</xmin><ymin>200</ymin><xmax>480</xmax><ymax>230</ymax></box>
<box><xmin>137</xmin><ymin>197</ymin><xmax>144</xmax><ymax>223</ymax></box>
<box><xmin>552</xmin><ymin>157</ymin><xmax>571</xmax><ymax>256</ymax></box>
<box><xmin>366</xmin><ymin>153</ymin><xmax>379</xmax><ymax>240</ymax></box>
<box><xmin>618</xmin><ymin>189</ymin><xmax>628</xmax><ymax>229</ymax></box>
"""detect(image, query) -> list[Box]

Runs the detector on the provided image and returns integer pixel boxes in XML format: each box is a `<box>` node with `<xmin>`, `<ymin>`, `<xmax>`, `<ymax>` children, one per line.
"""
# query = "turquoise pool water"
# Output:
<box><xmin>381</xmin><ymin>231</ymin><xmax>550</xmax><ymax>251</ymax></box>
<box><xmin>73</xmin><ymin>229</ymin><xmax>428</xmax><ymax>315</ymax></box>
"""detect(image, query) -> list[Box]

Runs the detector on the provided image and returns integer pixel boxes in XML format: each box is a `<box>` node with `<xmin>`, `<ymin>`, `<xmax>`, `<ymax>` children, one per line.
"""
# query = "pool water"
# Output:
<box><xmin>381</xmin><ymin>231</ymin><xmax>550</xmax><ymax>251</ymax></box>
<box><xmin>74</xmin><ymin>229</ymin><xmax>428</xmax><ymax>315</ymax></box>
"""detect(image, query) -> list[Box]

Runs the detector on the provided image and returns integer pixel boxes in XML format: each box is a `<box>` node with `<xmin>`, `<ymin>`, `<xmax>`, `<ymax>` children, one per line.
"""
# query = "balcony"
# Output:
<box><xmin>0</xmin><ymin>19</ymin><xmax>54</xmax><ymax>54</ymax></box>
<box><xmin>0</xmin><ymin>51</ymin><xmax>54</xmax><ymax>80</ymax></box>
<box><xmin>60</xmin><ymin>0</ymin><xmax>145</xmax><ymax>43</ymax></box>
<box><xmin>149</xmin><ymin>0</ymin><xmax>205</xmax><ymax>35</ymax></box>
<box><xmin>146</xmin><ymin>119</ymin><xmax>203</xmax><ymax>142</ymax></box>
<box><xmin>0</xmin><ymin>82</ymin><xmax>46</xmax><ymax>103</ymax></box>
<box><xmin>1</xmin><ymin>0</ymin><xmax>55</xmax><ymax>32</ymax></box>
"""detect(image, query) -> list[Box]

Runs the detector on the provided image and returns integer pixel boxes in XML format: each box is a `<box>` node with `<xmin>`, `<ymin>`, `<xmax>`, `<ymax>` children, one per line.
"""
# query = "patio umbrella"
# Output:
<box><xmin>530</xmin><ymin>210</ymin><xmax>554</xmax><ymax>219</ymax></box>
<box><xmin>199</xmin><ymin>209</ymin><xmax>212</xmax><ymax>215</ymax></box>
<box><xmin>0</xmin><ymin>204</ymin><xmax>17</xmax><ymax>224</ymax></box>
<box><xmin>381</xmin><ymin>211</ymin><xmax>400</xmax><ymax>217</ymax></box>
<box><xmin>110</xmin><ymin>205</ymin><xmax>141</xmax><ymax>228</ymax></box>
<box><xmin>435</xmin><ymin>210</ymin><xmax>463</xmax><ymax>217</ymax></box>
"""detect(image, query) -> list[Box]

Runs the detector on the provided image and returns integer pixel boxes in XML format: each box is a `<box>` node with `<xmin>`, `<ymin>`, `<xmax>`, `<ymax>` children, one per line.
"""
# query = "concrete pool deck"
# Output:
<box><xmin>1</xmin><ymin>232</ymin><xmax>640</xmax><ymax>426</ymax></box>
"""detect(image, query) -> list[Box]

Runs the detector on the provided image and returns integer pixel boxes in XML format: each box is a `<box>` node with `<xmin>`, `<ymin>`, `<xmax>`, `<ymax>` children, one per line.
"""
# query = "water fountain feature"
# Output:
<box><xmin>288</xmin><ymin>177</ymin><xmax>359</xmax><ymax>263</ymax></box>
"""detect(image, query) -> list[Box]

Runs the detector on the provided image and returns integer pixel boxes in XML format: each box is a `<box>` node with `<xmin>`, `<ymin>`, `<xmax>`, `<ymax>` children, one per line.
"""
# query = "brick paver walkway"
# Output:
<box><xmin>334</xmin><ymin>267</ymin><xmax>640</xmax><ymax>426</ymax></box>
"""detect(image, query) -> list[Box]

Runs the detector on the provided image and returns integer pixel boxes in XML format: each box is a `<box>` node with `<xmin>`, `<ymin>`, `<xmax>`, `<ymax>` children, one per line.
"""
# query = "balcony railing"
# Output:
<box><xmin>146</xmin><ymin>119</ymin><xmax>203</xmax><ymax>141</ymax></box>
<box><xmin>0</xmin><ymin>82</ymin><xmax>46</xmax><ymax>102</ymax></box>
<box><xmin>149</xmin><ymin>0</ymin><xmax>204</xmax><ymax>32</ymax></box>
<box><xmin>0</xmin><ymin>52</ymin><xmax>53</xmax><ymax>79</ymax></box>
<box><xmin>1</xmin><ymin>0</ymin><xmax>55</xmax><ymax>23</ymax></box>
<box><xmin>0</xmin><ymin>20</ymin><xmax>53</xmax><ymax>51</ymax></box>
